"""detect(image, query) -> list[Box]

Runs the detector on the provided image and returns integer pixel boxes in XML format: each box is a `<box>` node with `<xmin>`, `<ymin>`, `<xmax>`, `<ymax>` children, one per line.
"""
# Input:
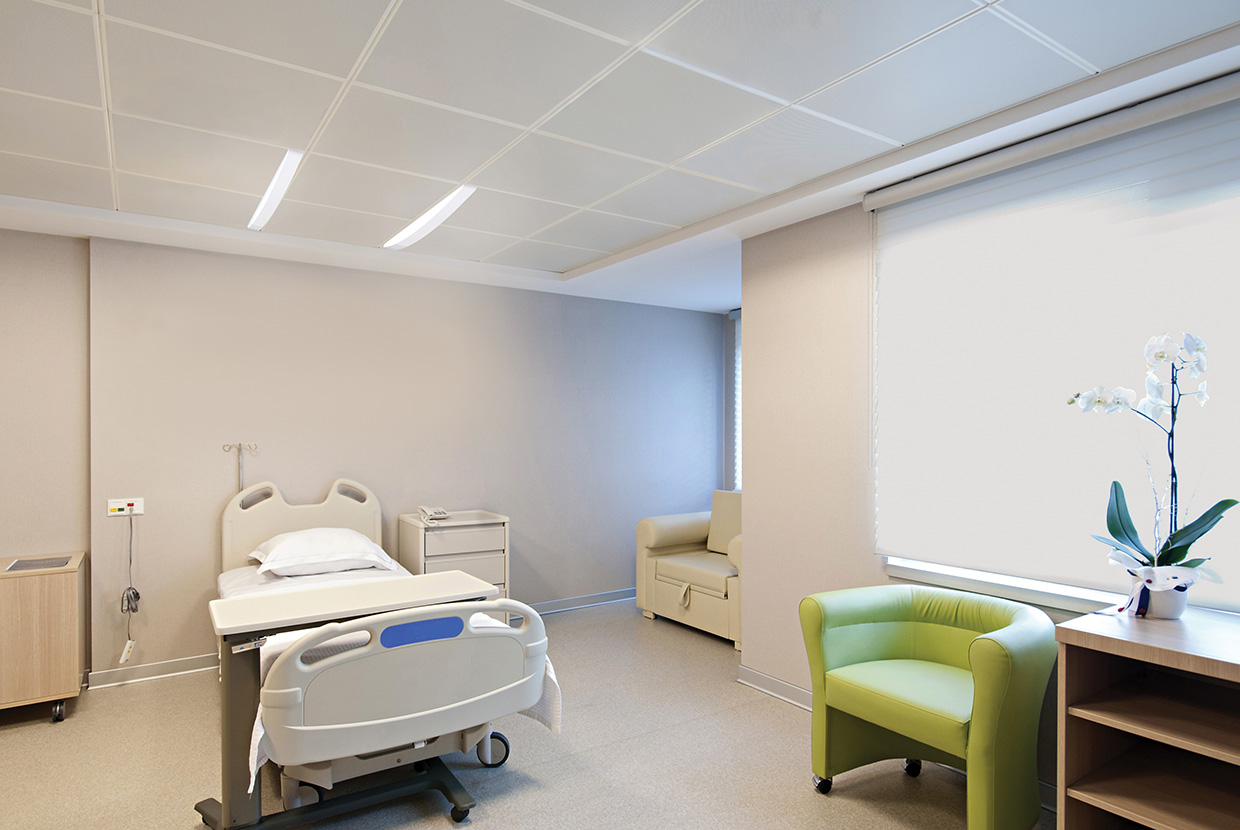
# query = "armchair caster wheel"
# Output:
<box><xmin>812</xmin><ymin>774</ymin><xmax>832</xmax><ymax>794</ymax></box>
<box><xmin>903</xmin><ymin>759</ymin><xmax>922</xmax><ymax>777</ymax></box>
<box><xmin>451</xmin><ymin>806</ymin><xmax>470</xmax><ymax>822</ymax></box>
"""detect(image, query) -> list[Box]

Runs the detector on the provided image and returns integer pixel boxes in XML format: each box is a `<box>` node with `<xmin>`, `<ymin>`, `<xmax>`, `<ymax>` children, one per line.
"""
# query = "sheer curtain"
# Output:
<box><xmin>874</xmin><ymin>95</ymin><xmax>1240</xmax><ymax>611</ymax></box>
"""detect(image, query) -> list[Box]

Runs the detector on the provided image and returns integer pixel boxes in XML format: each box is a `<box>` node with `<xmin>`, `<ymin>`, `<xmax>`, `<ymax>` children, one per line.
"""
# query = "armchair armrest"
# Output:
<box><xmin>637</xmin><ymin>511</ymin><xmax>711</xmax><ymax>551</ymax></box>
<box><xmin>726</xmin><ymin>534</ymin><xmax>742</xmax><ymax>570</ymax></box>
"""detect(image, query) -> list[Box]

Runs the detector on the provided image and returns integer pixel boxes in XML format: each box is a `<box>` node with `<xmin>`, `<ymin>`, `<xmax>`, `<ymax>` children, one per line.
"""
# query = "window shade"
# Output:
<box><xmin>874</xmin><ymin>95</ymin><xmax>1240</xmax><ymax>612</ymax></box>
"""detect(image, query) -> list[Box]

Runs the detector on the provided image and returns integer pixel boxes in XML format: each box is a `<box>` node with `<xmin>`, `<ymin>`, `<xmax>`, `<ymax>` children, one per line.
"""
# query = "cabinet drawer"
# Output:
<box><xmin>425</xmin><ymin>551</ymin><xmax>506</xmax><ymax>585</ymax></box>
<box><xmin>425</xmin><ymin>525</ymin><xmax>505</xmax><ymax>556</ymax></box>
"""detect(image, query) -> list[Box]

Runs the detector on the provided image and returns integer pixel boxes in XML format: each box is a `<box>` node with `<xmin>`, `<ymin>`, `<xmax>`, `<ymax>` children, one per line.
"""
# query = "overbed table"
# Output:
<box><xmin>195</xmin><ymin>570</ymin><xmax>498</xmax><ymax>829</ymax></box>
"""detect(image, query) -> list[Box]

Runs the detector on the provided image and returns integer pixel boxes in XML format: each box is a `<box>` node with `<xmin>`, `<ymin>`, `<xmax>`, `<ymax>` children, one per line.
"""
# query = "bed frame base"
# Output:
<box><xmin>194</xmin><ymin>755</ymin><xmax>475</xmax><ymax>829</ymax></box>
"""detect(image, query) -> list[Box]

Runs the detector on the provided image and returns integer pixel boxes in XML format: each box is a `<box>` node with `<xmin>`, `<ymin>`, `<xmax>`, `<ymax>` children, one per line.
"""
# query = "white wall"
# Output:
<box><xmin>740</xmin><ymin>205</ymin><xmax>886</xmax><ymax>689</ymax></box>
<box><xmin>33</xmin><ymin>235</ymin><xmax>725</xmax><ymax>672</ymax></box>
<box><xmin>0</xmin><ymin>230</ymin><xmax>90</xmax><ymax>560</ymax></box>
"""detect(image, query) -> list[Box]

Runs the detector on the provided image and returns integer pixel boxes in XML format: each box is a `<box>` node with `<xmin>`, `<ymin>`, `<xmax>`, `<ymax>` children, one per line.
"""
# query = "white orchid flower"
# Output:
<box><xmin>1137</xmin><ymin>372</ymin><xmax>1171</xmax><ymax>420</ymax></box>
<box><xmin>1105</xmin><ymin>387</ymin><xmax>1136</xmax><ymax>413</ymax></box>
<box><xmin>1194</xmin><ymin>380</ymin><xmax>1209</xmax><ymax>406</ymax></box>
<box><xmin>1181</xmin><ymin>333</ymin><xmax>1208</xmax><ymax>378</ymax></box>
<box><xmin>1078</xmin><ymin>386</ymin><xmax>1112</xmax><ymax>413</ymax></box>
<box><xmin>1145</xmin><ymin>332</ymin><xmax>1179</xmax><ymax>369</ymax></box>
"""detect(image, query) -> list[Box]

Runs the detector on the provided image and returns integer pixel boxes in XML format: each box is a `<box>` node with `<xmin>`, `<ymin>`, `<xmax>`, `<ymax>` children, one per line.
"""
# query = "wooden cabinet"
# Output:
<box><xmin>398</xmin><ymin>511</ymin><xmax>509</xmax><ymax>621</ymax></box>
<box><xmin>1057</xmin><ymin>608</ymin><xmax>1240</xmax><ymax>830</ymax></box>
<box><xmin>0</xmin><ymin>552</ymin><xmax>88</xmax><ymax>721</ymax></box>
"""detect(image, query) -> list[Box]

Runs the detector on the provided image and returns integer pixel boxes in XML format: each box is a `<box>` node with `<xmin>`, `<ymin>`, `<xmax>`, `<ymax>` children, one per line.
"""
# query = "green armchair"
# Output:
<box><xmin>799</xmin><ymin>585</ymin><xmax>1056</xmax><ymax>830</ymax></box>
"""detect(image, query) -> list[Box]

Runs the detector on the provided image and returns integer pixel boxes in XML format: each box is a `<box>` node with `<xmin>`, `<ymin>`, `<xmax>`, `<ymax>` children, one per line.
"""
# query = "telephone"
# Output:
<box><xmin>418</xmin><ymin>506</ymin><xmax>450</xmax><ymax>523</ymax></box>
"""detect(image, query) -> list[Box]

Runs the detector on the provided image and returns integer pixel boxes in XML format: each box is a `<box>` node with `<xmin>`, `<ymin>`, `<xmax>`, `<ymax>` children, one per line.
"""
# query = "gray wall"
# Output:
<box><xmin>1</xmin><ymin>230</ymin><xmax>726</xmax><ymax>673</ymax></box>
<box><xmin>0</xmin><ymin>230</ymin><xmax>90</xmax><ymax>560</ymax></box>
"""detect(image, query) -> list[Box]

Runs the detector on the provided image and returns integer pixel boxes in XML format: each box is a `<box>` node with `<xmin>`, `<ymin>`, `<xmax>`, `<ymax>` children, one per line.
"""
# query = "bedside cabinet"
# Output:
<box><xmin>0</xmin><ymin>552</ymin><xmax>88</xmax><ymax>722</ymax></box>
<box><xmin>398</xmin><ymin>511</ymin><xmax>509</xmax><ymax>622</ymax></box>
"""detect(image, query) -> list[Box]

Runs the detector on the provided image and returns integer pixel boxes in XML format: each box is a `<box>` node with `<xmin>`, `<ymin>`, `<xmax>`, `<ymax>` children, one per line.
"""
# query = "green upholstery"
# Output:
<box><xmin>799</xmin><ymin>585</ymin><xmax>1056</xmax><ymax>830</ymax></box>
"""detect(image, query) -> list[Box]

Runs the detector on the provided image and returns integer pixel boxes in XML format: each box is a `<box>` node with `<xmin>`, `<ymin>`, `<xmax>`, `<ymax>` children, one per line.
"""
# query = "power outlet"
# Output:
<box><xmin>107</xmin><ymin>498</ymin><xmax>144</xmax><ymax>516</ymax></box>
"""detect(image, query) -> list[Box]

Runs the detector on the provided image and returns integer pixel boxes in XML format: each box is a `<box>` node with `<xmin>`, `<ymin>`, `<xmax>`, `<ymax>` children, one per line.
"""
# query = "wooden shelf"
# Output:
<box><xmin>1067</xmin><ymin>743</ymin><xmax>1240</xmax><ymax>830</ymax></box>
<box><xmin>1068</xmin><ymin>675</ymin><xmax>1240</xmax><ymax>765</ymax></box>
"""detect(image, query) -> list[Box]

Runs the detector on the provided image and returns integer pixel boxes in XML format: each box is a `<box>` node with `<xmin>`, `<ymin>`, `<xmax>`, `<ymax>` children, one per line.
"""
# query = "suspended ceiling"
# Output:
<box><xmin>3</xmin><ymin>0</ymin><xmax>1240</xmax><ymax>311</ymax></box>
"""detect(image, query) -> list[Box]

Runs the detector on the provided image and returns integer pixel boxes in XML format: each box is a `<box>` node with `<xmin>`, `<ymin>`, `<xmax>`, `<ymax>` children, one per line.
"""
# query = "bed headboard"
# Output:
<box><xmin>220</xmin><ymin>479</ymin><xmax>383</xmax><ymax>572</ymax></box>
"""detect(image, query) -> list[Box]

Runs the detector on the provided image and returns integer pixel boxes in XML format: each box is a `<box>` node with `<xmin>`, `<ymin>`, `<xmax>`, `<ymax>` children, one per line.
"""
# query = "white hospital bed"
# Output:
<box><xmin>195</xmin><ymin>479</ymin><xmax>552</xmax><ymax>828</ymax></box>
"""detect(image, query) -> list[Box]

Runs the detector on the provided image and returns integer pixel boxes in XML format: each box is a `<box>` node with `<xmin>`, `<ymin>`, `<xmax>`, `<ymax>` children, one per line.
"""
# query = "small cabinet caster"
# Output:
<box><xmin>903</xmin><ymin>759</ymin><xmax>922</xmax><ymax>777</ymax></box>
<box><xmin>813</xmin><ymin>774</ymin><xmax>832</xmax><ymax>794</ymax></box>
<box><xmin>51</xmin><ymin>700</ymin><xmax>65</xmax><ymax>722</ymax></box>
<box><xmin>450</xmin><ymin>806</ymin><xmax>470</xmax><ymax>822</ymax></box>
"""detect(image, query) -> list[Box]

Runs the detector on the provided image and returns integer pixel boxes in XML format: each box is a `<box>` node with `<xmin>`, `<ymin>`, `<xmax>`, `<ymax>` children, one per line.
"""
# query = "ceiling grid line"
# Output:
<box><xmin>985</xmin><ymin>5</ymin><xmax>1101</xmax><ymax>75</ymax></box>
<box><xmin>93</xmin><ymin>0</ymin><xmax>118</xmax><ymax>209</ymax></box>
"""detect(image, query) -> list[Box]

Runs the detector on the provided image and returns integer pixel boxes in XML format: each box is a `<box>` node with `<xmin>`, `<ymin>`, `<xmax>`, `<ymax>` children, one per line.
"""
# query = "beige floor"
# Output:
<box><xmin>0</xmin><ymin>601</ymin><xmax>1056</xmax><ymax>829</ymax></box>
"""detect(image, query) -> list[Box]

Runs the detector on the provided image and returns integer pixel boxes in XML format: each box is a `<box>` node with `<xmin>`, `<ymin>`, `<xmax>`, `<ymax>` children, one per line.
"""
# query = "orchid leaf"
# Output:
<box><xmin>1091</xmin><ymin>534</ymin><xmax>1152</xmax><ymax>566</ymax></box>
<box><xmin>1156</xmin><ymin>499</ymin><xmax>1238</xmax><ymax>565</ymax></box>
<box><xmin>1180</xmin><ymin>558</ymin><xmax>1209</xmax><ymax>569</ymax></box>
<box><xmin>1106</xmin><ymin>481</ymin><xmax>1151</xmax><ymax>558</ymax></box>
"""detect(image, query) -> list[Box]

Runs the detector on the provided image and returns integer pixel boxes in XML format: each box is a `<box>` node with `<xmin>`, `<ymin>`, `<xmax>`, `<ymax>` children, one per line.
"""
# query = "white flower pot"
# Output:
<box><xmin>1126</xmin><ymin>568</ymin><xmax>1191</xmax><ymax>620</ymax></box>
<box><xmin>1143</xmin><ymin>586</ymin><xmax>1189</xmax><ymax>619</ymax></box>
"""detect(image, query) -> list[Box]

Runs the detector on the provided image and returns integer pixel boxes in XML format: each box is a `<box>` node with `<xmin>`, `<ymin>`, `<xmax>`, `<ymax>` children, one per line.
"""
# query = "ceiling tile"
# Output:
<box><xmin>0</xmin><ymin>151</ymin><xmax>113</xmax><ymax>208</ymax></box>
<box><xmin>104</xmin><ymin>20</ymin><xmax>340</xmax><ymax>148</ymax></box>
<box><xmin>443</xmin><ymin>189</ymin><xmax>577</xmax><ymax>238</ymax></box>
<box><xmin>57</xmin><ymin>0</ymin><xmax>94</xmax><ymax>8</ymax></box>
<box><xmin>262</xmin><ymin>200</ymin><xmax>407</xmax><ymax>248</ymax></box>
<box><xmin>800</xmin><ymin>11</ymin><xmax>1090</xmax><ymax>145</ymax></box>
<box><xmin>285</xmin><ymin>155</ymin><xmax>453</xmax><ymax>219</ymax></box>
<box><xmin>405</xmin><ymin>225</ymin><xmax>516</xmax><ymax>261</ymax></box>
<box><xmin>541</xmin><ymin>52</ymin><xmax>780</xmax><ymax>164</ymax></box>
<box><xmin>649</xmin><ymin>0</ymin><xmax>976</xmax><ymax>102</ymax></box>
<box><xmin>996</xmin><ymin>0</ymin><xmax>1240</xmax><ymax>71</ymax></box>
<box><xmin>484</xmin><ymin>239</ymin><xmax>604</xmax><ymax>272</ymax></box>
<box><xmin>117</xmin><ymin>173</ymin><xmax>257</xmax><ymax>227</ymax></box>
<box><xmin>0</xmin><ymin>0</ymin><xmax>101</xmax><ymax>106</ymax></box>
<box><xmin>523</xmin><ymin>0</ymin><xmax>692</xmax><ymax>43</ymax></box>
<box><xmin>315</xmin><ymin>86</ymin><xmax>523</xmax><ymax>181</ymax></box>
<box><xmin>473</xmin><ymin>133</ymin><xmax>660</xmax><ymax>206</ymax></box>
<box><xmin>104</xmin><ymin>0</ymin><xmax>390</xmax><ymax>77</ymax></box>
<box><xmin>534</xmin><ymin>210</ymin><xmax>672</xmax><ymax>251</ymax></box>
<box><xmin>0</xmin><ymin>90</ymin><xmax>109</xmax><ymax>167</ymax></box>
<box><xmin>594</xmin><ymin>168</ymin><xmax>758</xmax><ymax>226</ymax></box>
<box><xmin>112</xmin><ymin>115</ymin><xmax>286</xmax><ymax>193</ymax></box>
<box><xmin>360</xmin><ymin>0</ymin><xmax>625</xmax><ymax>126</ymax></box>
<box><xmin>678</xmin><ymin>108</ymin><xmax>893</xmax><ymax>192</ymax></box>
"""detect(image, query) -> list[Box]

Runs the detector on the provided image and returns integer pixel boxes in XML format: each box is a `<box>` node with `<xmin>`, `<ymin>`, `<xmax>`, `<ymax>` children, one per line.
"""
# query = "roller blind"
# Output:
<box><xmin>874</xmin><ymin>94</ymin><xmax>1240</xmax><ymax>611</ymax></box>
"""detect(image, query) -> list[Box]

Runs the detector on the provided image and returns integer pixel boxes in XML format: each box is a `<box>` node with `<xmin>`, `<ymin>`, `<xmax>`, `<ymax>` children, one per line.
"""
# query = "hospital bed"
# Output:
<box><xmin>194</xmin><ymin>479</ymin><xmax>553</xmax><ymax>828</ymax></box>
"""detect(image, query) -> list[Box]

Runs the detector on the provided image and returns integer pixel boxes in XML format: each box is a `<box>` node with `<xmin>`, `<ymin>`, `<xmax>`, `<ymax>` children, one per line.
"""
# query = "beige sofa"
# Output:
<box><xmin>636</xmin><ymin>490</ymin><xmax>742</xmax><ymax>649</ymax></box>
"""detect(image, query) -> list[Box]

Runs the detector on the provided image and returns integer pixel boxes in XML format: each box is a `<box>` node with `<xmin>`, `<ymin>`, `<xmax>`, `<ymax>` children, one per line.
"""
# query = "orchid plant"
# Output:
<box><xmin>1069</xmin><ymin>332</ymin><xmax>1236</xmax><ymax>572</ymax></box>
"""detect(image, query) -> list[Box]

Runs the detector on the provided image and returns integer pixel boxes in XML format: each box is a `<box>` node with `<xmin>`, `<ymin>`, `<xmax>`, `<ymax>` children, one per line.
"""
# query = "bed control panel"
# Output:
<box><xmin>398</xmin><ymin>510</ymin><xmax>510</xmax><ymax>622</ymax></box>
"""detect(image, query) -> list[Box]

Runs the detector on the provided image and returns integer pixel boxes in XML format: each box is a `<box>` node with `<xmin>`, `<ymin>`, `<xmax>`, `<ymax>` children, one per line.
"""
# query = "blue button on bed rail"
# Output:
<box><xmin>380</xmin><ymin>616</ymin><xmax>465</xmax><ymax>648</ymax></box>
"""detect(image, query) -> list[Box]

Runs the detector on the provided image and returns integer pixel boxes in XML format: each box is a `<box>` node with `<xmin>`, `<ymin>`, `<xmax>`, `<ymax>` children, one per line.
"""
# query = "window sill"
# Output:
<box><xmin>883</xmin><ymin>556</ymin><xmax>1125</xmax><ymax>615</ymax></box>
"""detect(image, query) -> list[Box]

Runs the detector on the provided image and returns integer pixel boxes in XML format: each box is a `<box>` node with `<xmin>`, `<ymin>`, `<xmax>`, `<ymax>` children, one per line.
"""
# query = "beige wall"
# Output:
<box><xmin>739</xmin><ymin>204</ymin><xmax>886</xmax><ymax>687</ymax></box>
<box><xmin>31</xmin><ymin>235</ymin><xmax>724</xmax><ymax>672</ymax></box>
<box><xmin>0</xmin><ymin>230</ymin><xmax>90</xmax><ymax>561</ymax></box>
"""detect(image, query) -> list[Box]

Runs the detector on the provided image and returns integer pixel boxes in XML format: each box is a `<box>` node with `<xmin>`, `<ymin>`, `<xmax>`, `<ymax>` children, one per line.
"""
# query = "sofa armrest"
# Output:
<box><xmin>726</xmin><ymin>534</ymin><xmax>742</xmax><ymax>570</ymax></box>
<box><xmin>637</xmin><ymin>511</ymin><xmax>711</xmax><ymax>551</ymax></box>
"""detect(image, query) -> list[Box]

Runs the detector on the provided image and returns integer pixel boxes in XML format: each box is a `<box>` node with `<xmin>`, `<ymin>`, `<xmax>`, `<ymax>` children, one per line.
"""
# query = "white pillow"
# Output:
<box><xmin>248</xmin><ymin>527</ymin><xmax>398</xmax><ymax>577</ymax></box>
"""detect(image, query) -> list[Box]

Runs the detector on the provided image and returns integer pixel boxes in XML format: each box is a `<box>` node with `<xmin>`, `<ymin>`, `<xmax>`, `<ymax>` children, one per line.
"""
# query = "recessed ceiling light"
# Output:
<box><xmin>383</xmin><ymin>185</ymin><xmax>477</xmax><ymax>250</ymax></box>
<box><xmin>247</xmin><ymin>149</ymin><xmax>304</xmax><ymax>231</ymax></box>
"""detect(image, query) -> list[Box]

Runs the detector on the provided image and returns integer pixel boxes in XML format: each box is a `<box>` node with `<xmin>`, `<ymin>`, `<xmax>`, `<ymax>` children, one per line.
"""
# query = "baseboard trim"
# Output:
<box><xmin>529</xmin><ymin>588</ymin><xmax>636</xmax><ymax>615</ymax></box>
<box><xmin>88</xmin><ymin>652</ymin><xmax>218</xmax><ymax>689</ymax></box>
<box><xmin>737</xmin><ymin>665</ymin><xmax>812</xmax><ymax>710</ymax></box>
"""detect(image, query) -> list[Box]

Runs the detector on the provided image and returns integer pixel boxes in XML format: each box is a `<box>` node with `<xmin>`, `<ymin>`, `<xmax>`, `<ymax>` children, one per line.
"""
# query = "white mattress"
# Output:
<box><xmin>218</xmin><ymin>563</ymin><xmax>412</xmax><ymax>601</ymax></box>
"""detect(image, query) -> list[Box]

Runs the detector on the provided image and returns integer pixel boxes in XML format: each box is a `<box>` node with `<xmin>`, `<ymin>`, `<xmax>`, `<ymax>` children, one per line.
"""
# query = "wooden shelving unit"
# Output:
<box><xmin>1057</xmin><ymin>608</ymin><xmax>1240</xmax><ymax>830</ymax></box>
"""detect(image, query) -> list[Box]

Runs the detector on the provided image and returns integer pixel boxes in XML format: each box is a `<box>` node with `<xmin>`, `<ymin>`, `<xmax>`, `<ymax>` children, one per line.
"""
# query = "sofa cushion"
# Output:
<box><xmin>706</xmin><ymin>490</ymin><xmax>741</xmax><ymax>554</ymax></box>
<box><xmin>654</xmin><ymin>551</ymin><xmax>737</xmax><ymax>597</ymax></box>
<box><xmin>824</xmin><ymin>658</ymin><xmax>972</xmax><ymax>758</ymax></box>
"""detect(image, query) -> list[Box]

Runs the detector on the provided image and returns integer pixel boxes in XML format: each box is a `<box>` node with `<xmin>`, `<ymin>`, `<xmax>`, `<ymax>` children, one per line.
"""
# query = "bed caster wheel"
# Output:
<box><xmin>51</xmin><ymin>700</ymin><xmax>65</xmax><ymax>722</ymax></box>
<box><xmin>903</xmin><ymin>759</ymin><xmax>922</xmax><ymax>777</ymax></box>
<box><xmin>450</xmin><ymin>806</ymin><xmax>470</xmax><ymax>822</ymax></box>
<box><xmin>813</xmin><ymin>774</ymin><xmax>832</xmax><ymax>794</ymax></box>
<box><xmin>478</xmin><ymin>731</ymin><xmax>510</xmax><ymax>768</ymax></box>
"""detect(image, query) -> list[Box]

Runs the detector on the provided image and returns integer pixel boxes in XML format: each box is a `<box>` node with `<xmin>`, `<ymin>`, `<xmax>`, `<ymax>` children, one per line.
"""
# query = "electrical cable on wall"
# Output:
<box><xmin>119</xmin><ymin>512</ymin><xmax>139</xmax><ymax>665</ymax></box>
<box><xmin>223</xmin><ymin>442</ymin><xmax>259</xmax><ymax>492</ymax></box>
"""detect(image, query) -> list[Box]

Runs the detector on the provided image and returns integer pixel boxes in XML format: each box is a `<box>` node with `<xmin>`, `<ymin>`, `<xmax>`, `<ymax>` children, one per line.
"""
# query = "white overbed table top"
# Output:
<box><xmin>209</xmin><ymin>569</ymin><xmax>498</xmax><ymax>636</ymax></box>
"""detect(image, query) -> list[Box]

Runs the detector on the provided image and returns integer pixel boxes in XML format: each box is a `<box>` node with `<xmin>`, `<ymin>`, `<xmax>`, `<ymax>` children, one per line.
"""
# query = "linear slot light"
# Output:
<box><xmin>383</xmin><ymin>185</ymin><xmax>477</xmax><ymax>250</ymax></box>
<box><xmin>248</xmin><ymin>149</ymin><xmax>304</xmax><ymax>231</ymax></box>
